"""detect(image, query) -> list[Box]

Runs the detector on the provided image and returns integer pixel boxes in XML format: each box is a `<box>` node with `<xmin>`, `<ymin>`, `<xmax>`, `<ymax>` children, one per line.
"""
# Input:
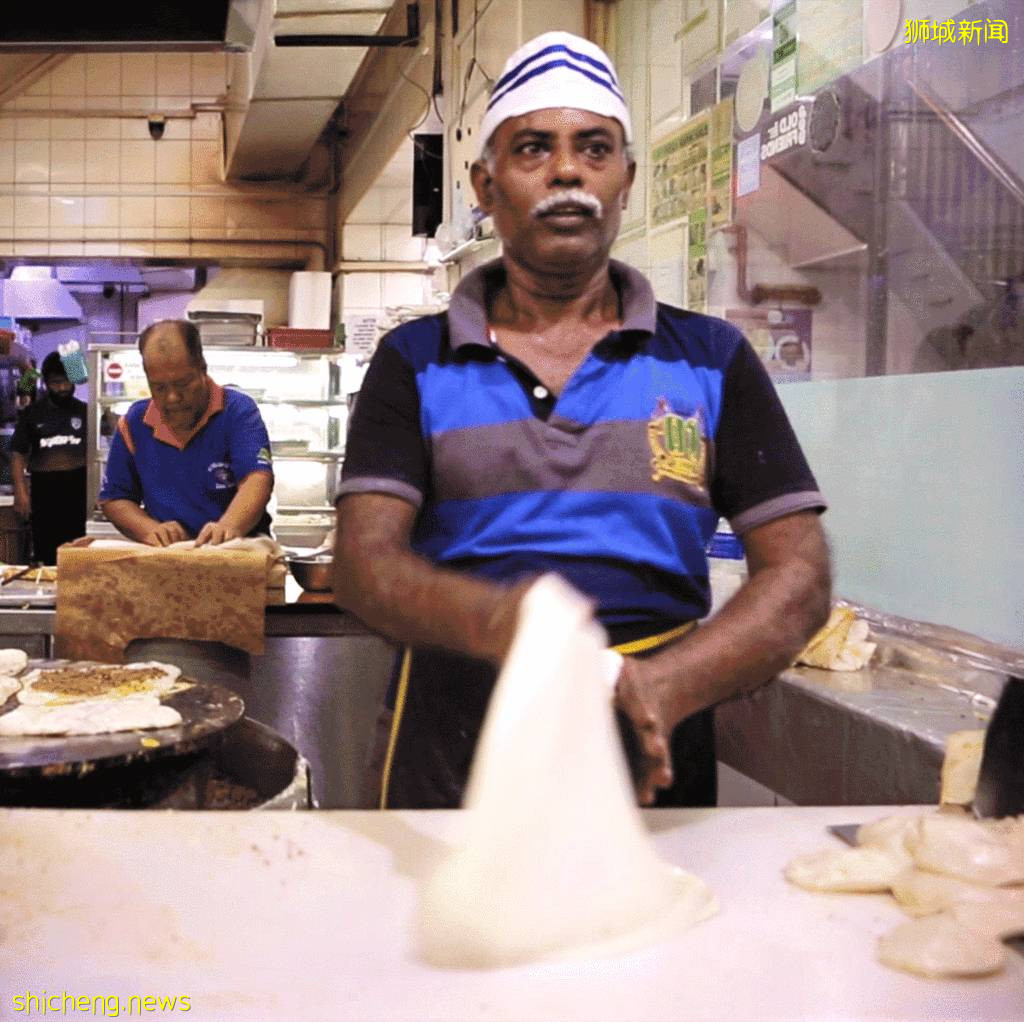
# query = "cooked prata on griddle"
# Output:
<box><xmin>0</xmin><ymin>695</ymin><xmax>182</xmax><ymax>736</ymax></box>
<box><xmin>16</xmin><ymin>661</ymin><xmax>183</xmax><ymax>705</ymax></box>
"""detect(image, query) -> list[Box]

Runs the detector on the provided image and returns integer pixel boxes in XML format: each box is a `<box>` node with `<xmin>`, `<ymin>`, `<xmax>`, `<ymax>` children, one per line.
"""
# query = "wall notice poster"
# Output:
<box><xmin>797</xmin><ymin>0</ymin><xmax>864</xmax><ymax>95</ymax></box>
<box><xmin>725</xmin><ymin>306</ymin><xmax>812</xmax><ymax>382</ymax></box>
<box><xmin>736</xmin><ymin>133</ymin><xmax>761</xmax><ymax>197</ymax></box>
<box><xmin>770</xmin><ymin>0</ymin><xmax>797</xmax><ymax>112</ymax></box>
<box><xmin>678</xmin><ymin>0</ymin><xmax>722</xmax><ymax>76</ymax></box>
<box><xmin>709</xmin><ymin>96</ymin><xmax>734</xmax><ymax>228</ymax></box>
<box><xmin>651</xmin><ymin>112</ymin><xmax>710</xmax><ymax>228</ymax></box>
<box><xmin>687</xmin><ymin>208</ymin><xmax>708</xmax><ymax>313</ymax></box>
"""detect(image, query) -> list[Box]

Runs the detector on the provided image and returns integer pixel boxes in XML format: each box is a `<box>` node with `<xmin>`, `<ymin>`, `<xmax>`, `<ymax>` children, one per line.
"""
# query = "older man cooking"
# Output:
<box><xmin>99</xmin><ymin>319</ymin><xmax>274</xmax><ymax>547</ymax></box>
<box><xmin>333</xmin><ymin>32</ymin><xmax>832</xmax><ymax>810</ymax></box>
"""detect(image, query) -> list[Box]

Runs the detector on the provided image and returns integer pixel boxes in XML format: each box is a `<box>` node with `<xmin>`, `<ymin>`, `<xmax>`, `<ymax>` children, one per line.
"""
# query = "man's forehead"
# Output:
<box><xmin>494</xmin><ymin>108</ymin><xmax>625</xmax><ymax>143</ymax></box>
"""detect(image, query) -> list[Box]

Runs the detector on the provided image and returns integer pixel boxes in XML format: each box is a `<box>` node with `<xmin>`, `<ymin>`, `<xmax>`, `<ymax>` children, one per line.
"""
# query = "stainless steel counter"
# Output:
<box><xmin>1</xmin><ymin>595</ymin><xmax>1017</xmax><ymax>812</ymax></box>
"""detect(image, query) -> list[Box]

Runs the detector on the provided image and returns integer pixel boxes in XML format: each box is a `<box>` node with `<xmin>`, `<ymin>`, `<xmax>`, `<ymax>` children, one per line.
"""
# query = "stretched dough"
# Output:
<box><xmin>416</xmin><ymin>574</ymin><xmax>717</xmax><ymax>968</ymax></box>
<box><xmin>0</xmin><ymin>695</ymin><xmax>182</xmax><ymax>736</ymax></box>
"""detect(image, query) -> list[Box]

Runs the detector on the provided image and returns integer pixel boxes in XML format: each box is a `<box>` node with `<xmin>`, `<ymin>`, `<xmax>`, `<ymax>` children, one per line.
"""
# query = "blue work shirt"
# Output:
<box><xmin>99</xmin><ymin>380</ymin><xmax>274</xmax><ymax>538</ymax></box>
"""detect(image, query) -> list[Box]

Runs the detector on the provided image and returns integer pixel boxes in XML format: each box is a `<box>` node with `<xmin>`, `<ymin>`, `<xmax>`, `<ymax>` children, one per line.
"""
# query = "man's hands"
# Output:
<box><xmin>194</xmin><ymin>521</ymin><xmax>240</xmax><ymax>547</ymax></box>
<box><xmin>613</xmin><ymin>655</ymin><xmax>674</xmax><ymax>805</ymax></box>
<box><xmin>141</xmin><ymin>520</ymin><xmax>189</xmax><ymax>547</ymax></box>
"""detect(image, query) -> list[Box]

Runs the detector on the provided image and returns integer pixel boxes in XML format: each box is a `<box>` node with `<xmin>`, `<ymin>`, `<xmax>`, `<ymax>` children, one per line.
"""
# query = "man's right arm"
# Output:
<box><xmin>100</xmin><ymin>499</ymin><xmax>189</xmax><ymax>547</ymax></box>
<box><xmin>333</xmin><ymin>493</ymin><xmax>528</xmax><ymax>664</ymax></box>
<box><xmin>11</xmin><ymin>452</ymin><xmax>30</xmax><ymax>519</ymax></box>
<box><xmin>98</xmin><ymin>417</ymin><xmax>188</xmax><ymax>546</ymax></box>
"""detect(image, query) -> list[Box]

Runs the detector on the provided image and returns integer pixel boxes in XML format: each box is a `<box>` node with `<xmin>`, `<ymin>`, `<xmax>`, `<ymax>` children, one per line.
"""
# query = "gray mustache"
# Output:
<box><xmin>531</xmin><ymin>189</ymin><xmax>603</xmax><ymax>219</ymax></box>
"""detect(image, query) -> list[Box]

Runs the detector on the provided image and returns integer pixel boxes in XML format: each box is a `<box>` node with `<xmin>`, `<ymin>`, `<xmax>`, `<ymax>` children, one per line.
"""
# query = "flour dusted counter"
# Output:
<box><xmin>2</xmin><ymin>806</ymin><xmax>1021</xmax><ymax>1022</ymax></box>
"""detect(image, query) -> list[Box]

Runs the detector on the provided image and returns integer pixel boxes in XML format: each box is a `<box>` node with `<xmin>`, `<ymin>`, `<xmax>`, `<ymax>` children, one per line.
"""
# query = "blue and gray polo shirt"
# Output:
<box><xmin>339</xmin><ymin>258</ymin><xmax>825</xmax><ymax>631</ymax></box>
<box><xmin>100</xmin><ymin>380</ymin><xmax>274</xmax><ymax>539</ymax></box>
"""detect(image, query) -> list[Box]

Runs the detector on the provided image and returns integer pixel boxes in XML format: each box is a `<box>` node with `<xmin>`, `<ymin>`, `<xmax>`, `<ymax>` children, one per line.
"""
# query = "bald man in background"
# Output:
<box><xmin>99</xmin><ymin>320</ymin><xmax>274</xmax><ymax>547</ymax></box>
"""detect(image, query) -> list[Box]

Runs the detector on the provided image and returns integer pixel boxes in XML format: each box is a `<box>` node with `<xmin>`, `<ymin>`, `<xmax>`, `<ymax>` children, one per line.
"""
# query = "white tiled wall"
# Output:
<box><xmin>0</xmin><ymin>53</ymin><xmax>328</xmax><ymax>263</ymax></box>
<box><xmin>338</xmin><ymin>142</ymin><xmax>434</xmax><ymax>325</ymax></box>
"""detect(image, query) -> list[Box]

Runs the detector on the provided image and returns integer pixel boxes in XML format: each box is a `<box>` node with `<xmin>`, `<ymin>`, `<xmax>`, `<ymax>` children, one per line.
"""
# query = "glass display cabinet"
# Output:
<box><xmin>86</xmin><ymin>344</ymin><xmax>350</xmax><ymax>547</ymax></box>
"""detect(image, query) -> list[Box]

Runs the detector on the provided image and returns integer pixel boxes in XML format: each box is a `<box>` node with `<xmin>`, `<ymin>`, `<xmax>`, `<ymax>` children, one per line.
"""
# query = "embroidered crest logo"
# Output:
<box><xmin>647</xmin><ymin>397</ymin><xmax>707</xmax><ymax>486</ymax></box>
<box><xmin>70</xmin><ymin>417</ymin><xmax>82</xmax><ymax>431</ymax></box>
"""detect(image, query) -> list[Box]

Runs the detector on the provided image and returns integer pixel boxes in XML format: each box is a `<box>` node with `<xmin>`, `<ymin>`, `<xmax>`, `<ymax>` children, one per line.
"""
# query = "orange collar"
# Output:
<box><xmin>143</xmin><ymin>378</ymin><xmax>224</xmax><ymax>450</ymax></box>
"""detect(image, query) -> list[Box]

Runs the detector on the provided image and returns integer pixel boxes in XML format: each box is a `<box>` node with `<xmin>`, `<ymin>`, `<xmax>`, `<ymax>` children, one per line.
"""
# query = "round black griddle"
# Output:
<box><xmin>0</xmin><ymin>664</ymin><xmax>245</xmax><ymax>807</ymax></box>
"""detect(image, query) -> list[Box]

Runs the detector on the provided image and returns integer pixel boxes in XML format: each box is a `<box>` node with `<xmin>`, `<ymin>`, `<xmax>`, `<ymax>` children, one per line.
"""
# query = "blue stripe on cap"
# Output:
<box><xmin>486</xmin><ymin>58</ymin><xmax>625</xmax><ymax>114</ymax></box>
<box><xmin>492</xmin><ymin>41</ymin><xmax>620</xmax><ymax>97</ymax></box>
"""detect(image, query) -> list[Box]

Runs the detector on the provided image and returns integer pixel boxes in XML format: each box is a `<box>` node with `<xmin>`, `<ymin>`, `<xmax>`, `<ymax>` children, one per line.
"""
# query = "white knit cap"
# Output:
<box><xmin>479</xmin><ymin>32</ymin><xmax>632</xmax><ymax>155</ymax></box>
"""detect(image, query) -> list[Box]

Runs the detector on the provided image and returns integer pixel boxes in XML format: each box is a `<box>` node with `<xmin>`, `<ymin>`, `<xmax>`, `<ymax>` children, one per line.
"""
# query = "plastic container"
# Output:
<box><xmin>267</xmin><ymin>327</ymin><xmax>334</xmax><ymax>349</ymax></box>
<box><xmin>706</xmin><ymin>521</ymin><xmax>748</xmax><ymax>617</ymax></box>
<box><xmin>58</xmin><ymin>341</ymin><xmax>88</xmax><ymax>384</ymax></box>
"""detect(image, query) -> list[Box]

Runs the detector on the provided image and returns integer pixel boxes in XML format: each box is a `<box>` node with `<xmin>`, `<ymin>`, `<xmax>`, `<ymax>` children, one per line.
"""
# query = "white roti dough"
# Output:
<box><xmin>906</xmin><ymin>813</ymin><xmax>1024</xmax><ymax>886</ymax></box>
<box><xmin>416</xmin><ymin>575</ymin><xmax>718</xmax><ymax>968</ymax></box>
<box><xmin>0</xmin><ymin>695</ymin><xmax>182</xmax><ymax>736</ymax></box>
<box><xmin>785</xmin><ymin>845</ymin><xmax>910</xmax><ymax>893</ymax></box>
<box><xmin>877</xmin><ymin>913</ymin><xmax>1005</xmax><ymax>978</ymax></box>
<box><xmin>17</xmin><ymin>661</ymin><xmax>182</xmax><ymax>706</ymax></box>
<box><xmin>950</xmin><ymin>900</ymin><xmax>1024</xmax><ymax>941</ymax></box>
<box><xmin>891</xmin><ymin>867</ymin><xmax>1024</xmax><ymax>917</ymax></box>
<box><xmin>0</xmin><ymin>675</ymin><xmax>21</xmax><ymax>705</ymax></box>
<box><xmin>0</xmin><ymin>648</ymin><xmax>28</xmax><ymax>677</ymax></box>
<box><xmin>856</xmin><ymin>813</ymin><xmax>919</xmax><ymax>855</ymax></box>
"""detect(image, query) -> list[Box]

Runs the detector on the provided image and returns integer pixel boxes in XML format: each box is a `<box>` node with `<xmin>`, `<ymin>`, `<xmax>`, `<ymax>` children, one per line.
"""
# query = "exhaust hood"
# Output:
<box><xmin>0</xmin><ymin>267</ymin><xmax>83</xmax><ymax>323</ymax></box>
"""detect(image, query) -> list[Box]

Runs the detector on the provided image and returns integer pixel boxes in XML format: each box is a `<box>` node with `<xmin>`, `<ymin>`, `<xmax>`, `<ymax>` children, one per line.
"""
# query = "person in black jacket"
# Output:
<box><xmin>11</xmin><ymin>351</ymin><xmax>88</xmax><ymax>564</ymax></box>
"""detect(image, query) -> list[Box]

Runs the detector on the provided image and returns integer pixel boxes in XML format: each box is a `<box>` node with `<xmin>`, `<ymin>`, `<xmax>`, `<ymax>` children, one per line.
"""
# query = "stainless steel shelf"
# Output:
<box><xmin>97</xmin><ymin>396</ymin><xmax>345</xmax><ymax>407</ymax></box>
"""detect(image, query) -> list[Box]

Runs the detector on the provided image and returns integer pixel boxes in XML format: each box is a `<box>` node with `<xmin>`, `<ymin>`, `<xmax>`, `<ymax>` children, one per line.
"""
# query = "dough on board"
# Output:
<box><xmin>0</xmin><ymin>648</ymin><xmax>28</xmax><ymax>677</ymax></box>
<box><xmin>416</xmin><ymin>574</ymin><xmax>718</xmax><ymax>968</ymax></box>
<box><xmin>905</xmin><ymin>813</ymin><xmax>1024</xmax><ymax>886</ymax></box>
<box><xmin>891</xmin><ymin>867</ymin><xmax>1024</xmax><ymax>917</ymax></box>
<box><xmin>856</xmin><ymin>813</ymin><xmax>919</xmax><ymax>855</ymax></box>
<box><xmin>0</xmin><ymin>695</ymin><xmax>182</xmax><ymax>736</ymax></box>
<box><xmin>876</xmin><ymin>913</ymin><xmax>1005</xmax><ymax>978</ymax></box>
<box><xmin>0</xmin><ymin>675</ymin><xmax>20</xmax><ymax>706</ymax></box>
<box><xmin>785</xmin><ymin>845</ymin><xmax>910</xmax><ymax>893</ymax></box>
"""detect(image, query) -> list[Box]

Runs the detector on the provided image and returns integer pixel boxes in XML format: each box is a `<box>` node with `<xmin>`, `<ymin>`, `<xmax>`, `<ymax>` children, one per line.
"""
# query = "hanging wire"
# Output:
<box><xmin>457</xmin><ymin>0</ymin><xmax>494</xmax><ymax>134</ymax></box>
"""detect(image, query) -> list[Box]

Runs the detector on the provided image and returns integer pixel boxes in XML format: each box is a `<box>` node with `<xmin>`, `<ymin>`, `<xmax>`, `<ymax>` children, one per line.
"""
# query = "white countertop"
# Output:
<box><xmin>1</xmin><ymin>806</ymin><xmax>1021</xmax><ymax>1021</ymax></box>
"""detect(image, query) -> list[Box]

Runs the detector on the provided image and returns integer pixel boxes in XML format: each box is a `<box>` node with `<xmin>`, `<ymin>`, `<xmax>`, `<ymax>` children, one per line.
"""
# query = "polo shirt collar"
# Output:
<box><xmin>447</xmin><ymin>257</ymin><xmax>658</xmax><ymax>351</ymax></box>
<box><xmin>143</xmin><ymin>377</ymin><xmax>224</xmax><ymax>450</ymax></box>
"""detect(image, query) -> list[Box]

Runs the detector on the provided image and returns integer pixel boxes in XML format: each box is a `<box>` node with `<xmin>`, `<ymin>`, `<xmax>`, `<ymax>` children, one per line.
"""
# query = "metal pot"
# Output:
<box><xmin>288</xmin><ymin>553</ymin><xmax>333</xmax><ymax>592</ymax></box>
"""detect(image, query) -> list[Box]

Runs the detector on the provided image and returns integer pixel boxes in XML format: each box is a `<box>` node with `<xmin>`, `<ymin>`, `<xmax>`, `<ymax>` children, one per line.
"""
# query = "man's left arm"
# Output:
<box><xmin>195</xmin><ymin>397</ymin><xmax>274</xmax><ymax>546</ymax></box>
<box><xmin>195</xmin><ymin>470</ymin><xmax>273</xmax><ymax>546</ymax></box>
<box><xmin>615</xmin><ymin>509</ymin><xmax>831</xmax><ymax>803</ymax></box>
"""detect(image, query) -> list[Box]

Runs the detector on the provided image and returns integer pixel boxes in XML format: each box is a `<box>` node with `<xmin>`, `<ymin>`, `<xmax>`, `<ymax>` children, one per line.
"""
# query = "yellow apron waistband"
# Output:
<box><xmin>378</xmin><ymin>620</ymin><xmax>696</xmax><ymax>808</ymax></box>
<box><xmin>612</xmin><ymin>619</ymin><xmax>696</xmax><ymax>656</ymax></box>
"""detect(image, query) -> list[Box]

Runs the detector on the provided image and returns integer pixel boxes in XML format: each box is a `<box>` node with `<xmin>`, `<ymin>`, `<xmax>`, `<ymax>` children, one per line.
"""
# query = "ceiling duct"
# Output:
<box><xmin>0</xmin><ymin>0</ymin><xmax>260</xmax><ymax>52</ymax></box>
<box><xmin>275</xmin><ymin>2</ymin><xmax>418</xmax><ymax>47</ymax></box>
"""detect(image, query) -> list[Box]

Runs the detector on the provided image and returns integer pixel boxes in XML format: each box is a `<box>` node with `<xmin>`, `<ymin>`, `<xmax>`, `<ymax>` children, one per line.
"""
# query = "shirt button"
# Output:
<box><xmin>532</xmin><ymin>385</ymin><xmax>549</xmax><ymax>400</ymax></box>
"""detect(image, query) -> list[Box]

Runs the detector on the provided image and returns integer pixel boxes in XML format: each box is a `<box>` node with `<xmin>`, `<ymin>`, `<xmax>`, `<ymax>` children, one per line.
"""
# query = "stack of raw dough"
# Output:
<box><xmin>785</xmin><ymin>810</ymin><xmax>1024</xmax><ymax>977</ymax></box>
<box><xmin>0</xmin><ymin>650</ymin><xmax>184</xmax><ymax>736</ymax></box>
<box><xmin>794</xmin><ymin>605</ymin><xmax>877</xmax><ymax>671</ymax></box>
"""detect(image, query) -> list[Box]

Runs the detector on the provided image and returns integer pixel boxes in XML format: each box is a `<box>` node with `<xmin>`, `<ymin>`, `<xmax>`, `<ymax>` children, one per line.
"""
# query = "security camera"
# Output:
<box><xmin>148</xmin><ymin>115</ymin><xmax>166</xmax><ymax>141</ymax></box>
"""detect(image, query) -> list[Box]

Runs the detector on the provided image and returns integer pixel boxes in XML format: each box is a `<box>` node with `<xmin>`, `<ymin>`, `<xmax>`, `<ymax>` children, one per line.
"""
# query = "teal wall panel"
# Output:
<box><xmin>777</xmin><ymin>368</ymin><xmax>1023</xmax><ymax>650</ymax></box>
